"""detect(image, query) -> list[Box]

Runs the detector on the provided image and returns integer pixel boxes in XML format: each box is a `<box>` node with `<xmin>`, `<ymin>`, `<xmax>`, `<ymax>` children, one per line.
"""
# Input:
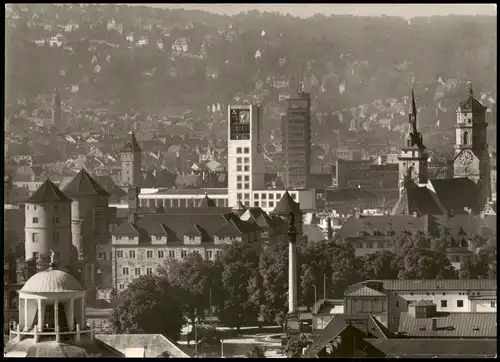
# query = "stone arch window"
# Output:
<box><xmin>463</xmin><ymin>131</ymin><xmax>469</xmax><ymax>145</ymax></box>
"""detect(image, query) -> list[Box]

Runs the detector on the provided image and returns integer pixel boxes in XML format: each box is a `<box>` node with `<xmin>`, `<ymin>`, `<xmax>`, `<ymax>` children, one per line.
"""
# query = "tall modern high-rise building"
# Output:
<box><xmin>281</xmin><ymin>91</ymin><xmax>311</xmax><ymax>189</ymax></box>
<box><xmin>227</xmin><ymin>105</ymin><xmax>265</xmax><ymax>208</ymax></box>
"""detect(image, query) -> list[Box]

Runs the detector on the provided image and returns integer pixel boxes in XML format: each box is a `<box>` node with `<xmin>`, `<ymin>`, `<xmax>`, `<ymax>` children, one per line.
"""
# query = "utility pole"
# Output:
<box><xmin>194</xmin><ymin>308</ymin><xmax>198</xmax><ymax>356</ymax></box>
<box><xmin>209</xmin><ymin>288</ymin><xmax>212</xmax><ymax>325</ymax></box>
<box><xmin>313</xmin><ymin>284</ymin><xmax>317</xmax><ymax>335</ymax></box>
<box><xmin>324</xmin><ymin>274</ymin><xmax>327</xmax><ymax>300</ymax></box>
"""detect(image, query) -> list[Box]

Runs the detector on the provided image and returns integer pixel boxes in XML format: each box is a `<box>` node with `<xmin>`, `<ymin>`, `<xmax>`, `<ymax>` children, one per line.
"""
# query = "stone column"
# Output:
<box><xmin>37</xmin><ymin>299</ymin><xmax>43</xmax><ymax>332</ymax></box>
<box><xmin>80</xmin><ymin>298</ymin><xmax>85</xmax><ymax>328</ymax></box>
<box><xmin>54</xmin><ymin>301</ymin><xmax>60</xmax><ymax>342</ymax></box>
<box><xmin>69</xmin><ymin>298</ymin><xmax>75</xmax><ymax>331</ymax></box>
<box><xmin>288</xmin><ymin>216</ymin><xmax>298</xmax><ymax>314</ymax></box>
<box><xmin>23</xmin><ymin>298</ymin><xmax>28</xmax><ymax>331</ymax></box>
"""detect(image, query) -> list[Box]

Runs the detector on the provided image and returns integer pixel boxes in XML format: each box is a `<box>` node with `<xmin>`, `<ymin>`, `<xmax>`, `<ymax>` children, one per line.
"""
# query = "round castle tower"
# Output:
<box><xmin>24</xmin><ymin>180</ymin><xmax>73</xmax><ymax>267</ymax></box>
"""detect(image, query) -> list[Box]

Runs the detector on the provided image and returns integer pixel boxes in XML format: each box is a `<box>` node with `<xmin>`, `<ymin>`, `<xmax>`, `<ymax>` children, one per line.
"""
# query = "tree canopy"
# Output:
<box><xmin>109</xmin><ymin>275</ymin><xmax>184</xmax><ymax>341</ymax></box>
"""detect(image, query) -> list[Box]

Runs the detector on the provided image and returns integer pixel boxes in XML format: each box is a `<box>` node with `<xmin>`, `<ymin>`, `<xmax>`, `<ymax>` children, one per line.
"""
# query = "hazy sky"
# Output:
<box><xmin>136</xmin><ymin>4</ymin><xmax>497</xmax><ymax>19</ymax></box>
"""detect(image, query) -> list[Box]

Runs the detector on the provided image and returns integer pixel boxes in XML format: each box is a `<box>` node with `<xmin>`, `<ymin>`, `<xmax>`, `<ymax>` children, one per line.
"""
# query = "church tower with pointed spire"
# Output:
<box><xmin>120</xmin><ymin>131</ymin><xmax>142</xmax><ymax>187</ymax></box>
<box><xmin>52</xmin><ymin>88</ymin><xmax>62</xmax><ymax>126</ymax></box>
<box><xmin>397</xmin><ymin>89</ymin><xmax>429</xmax><ymax>197</ymax></box>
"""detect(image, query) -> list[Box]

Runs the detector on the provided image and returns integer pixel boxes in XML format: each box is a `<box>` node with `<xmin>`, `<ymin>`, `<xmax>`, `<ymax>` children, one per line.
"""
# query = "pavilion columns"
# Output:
<box><xmin>68</xmin><ymin>298</ymin><xmax>75</xmax><ymax>331</ymax></box>
<box><xmin>37</xmin><ymin>299</ymin><xmax>43</xmax><ymax>332</ymax></box>
<box><xmin>55</xmin><ymin>300</ymin><xmax>60</xmax><ymax>342</ymax></box>
<box><xmin>23</xmin><ymin>298</ymin><xmax>28</xmax><ymax>331</ymax></box>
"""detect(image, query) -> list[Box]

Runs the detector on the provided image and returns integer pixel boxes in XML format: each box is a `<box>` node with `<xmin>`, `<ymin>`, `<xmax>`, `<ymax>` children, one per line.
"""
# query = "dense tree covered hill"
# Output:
<box><xmin>5</xmin><ymin>4</ymin><xmax>497</xmax><ymax>125</ymax></box>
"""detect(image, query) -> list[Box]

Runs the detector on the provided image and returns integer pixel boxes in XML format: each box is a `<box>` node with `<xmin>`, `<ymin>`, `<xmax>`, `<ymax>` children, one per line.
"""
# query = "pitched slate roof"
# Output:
<box><xmin>25</xmin><ymin>179</ymin><xmax>72</xmax><ymax>203</ymax></box>
<box><xmin>272</xmin><ymin>190</ymin><xmax>302</xmax><ymax>216</ymax></box>
<box><xmin>336</xmin><ymin>214</ymin><xmax>427</xmax><ymax>239</ymax></box>
<box><xmin>345</xmin><ymin>279</ymin><xmax>496</xmax><ymax>295</ymax></box>
<box><xmin>197</xmin><ymin>194</ymin><xmax>217</xmax><ymax>208</ymax></box>
<box><xmin>391</xmin><ymin>186</ymin><xmax>446</xmax><ymax>215</ymax></box>
<box><xmin>120</xmin><ymin>131</ymin><xmax>142</xmax><ymax>152</ymax></box>
<box><xmin>112</xmin><ymin>213</ymin><xmax>261</xmax><ymax>244</ymax></box>
<box><xmin>459</xmin><ymin>92</ymin><xmax>487</xmax><ymax>112</ymax></box>
<box><xmin>398</xmin><ymin>312</ymin><xmax>497</xmax><ymax>338</ymax></box>
<box><xmin>94</xmin><ymin>175</ymin><xmax>127</xmax><ymax>198</ymax></box>
<box><xmin>430</xmin><ymin>178</ymin><xmax>480</xmax><ymax>212</ymax></box>
<box><xmin>62</xmin><ymin>168</ymin><xmax>110</xmax><ymax>197</ymax></box>
<box><xmin>345</xmin><ymin>285</ymin><xmax>387</xmax><ymax>297</ymax></box>
<box><xmin>304</xmin><ymin>314</ymin><xmax>392</xmax><ymax>357</ymax></box>
<box><xmin>367</xmin><ymin>338</ymin><xmax>497</xmax><ymax>358</ymax></box>
<box><xmin>303</xmin><ymin>224</ymin><xmax>327</xmax><ymax>242</ymax></box>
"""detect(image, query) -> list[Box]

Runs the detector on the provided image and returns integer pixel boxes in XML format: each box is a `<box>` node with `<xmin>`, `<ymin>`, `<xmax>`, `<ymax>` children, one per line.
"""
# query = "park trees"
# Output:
<box><xmin>157</xmin><ymin>253</ymin><xmax>218</xmax><ymax>334</ymax></box>
<box><xmin>109</xmin><ymin>275</ymin><xmax>184</xmax><ymax>341</ymax></box>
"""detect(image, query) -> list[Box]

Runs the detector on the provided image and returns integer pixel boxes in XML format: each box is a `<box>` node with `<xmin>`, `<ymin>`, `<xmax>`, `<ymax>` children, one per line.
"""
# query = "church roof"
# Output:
<box><xmin>121</xmin><ymin>131</ymin><xmax>142</xmax><ymax>153</ymax></box>
<box><xmin>391</xmin><ymin>186</ymin><xmax>446</xmax><ymax>215</ymax></box>
<box><xmin>62</xmin><ymin>168</ymin><xmax>110</xmax><ymax>197</ymax></box>
<box><xmin>272</xmin><ymin>191</ymin><xmax>302</xmax><ymax>216</ymax></box>
<box><xmin>429</xmin><ymin>178</ymin><xmax>480</xmax><ymax>212</ymax></box>
<box><xmin>459</xmin><ymin>92</ymin><xmax>487</xmax><ymax>112</ymax></box>
<box><xmin>25</xmin><ymin>179</ymin><xmax>72</xmax><ymax>203</ymax></box>
<box><xmin>197</xmin><ymin>194</ymin><xmax>217</xmax><ymax>208</ymax></box>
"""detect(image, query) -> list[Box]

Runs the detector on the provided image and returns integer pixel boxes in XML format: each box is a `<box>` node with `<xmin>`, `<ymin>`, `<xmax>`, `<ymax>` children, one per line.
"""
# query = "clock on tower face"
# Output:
<box><xmin>459</xmin><ymin>150</ymin><xmax>474</xmax><ymax>166</ymax></box>
<box><xmin>230</xmin><ymin>109</ymin><xmax>251</xmax><ymax>140</ymax></box>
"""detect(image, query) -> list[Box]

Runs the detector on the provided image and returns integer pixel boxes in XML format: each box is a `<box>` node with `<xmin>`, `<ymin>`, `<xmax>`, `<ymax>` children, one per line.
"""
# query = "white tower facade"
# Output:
<box><xmin>24</xmin><ymin>180</ymin><xmax>73</xmax><ymax>267</ymax></box>
<box><xmin>227</xmin><ymin>105</ymin><xmax>265</xmax><ymax>208</ymax></box>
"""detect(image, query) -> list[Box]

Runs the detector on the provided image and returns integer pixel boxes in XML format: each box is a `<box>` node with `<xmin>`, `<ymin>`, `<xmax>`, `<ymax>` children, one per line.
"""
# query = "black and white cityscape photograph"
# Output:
<box><xmin>3</xmin><ymin>3</ymin><xmax>497</xmax><ymax>358</ymax></box>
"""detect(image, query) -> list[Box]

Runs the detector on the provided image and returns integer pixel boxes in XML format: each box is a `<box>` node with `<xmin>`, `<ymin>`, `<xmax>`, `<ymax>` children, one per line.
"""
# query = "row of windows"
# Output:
<box><xmin>27</xmin><ymin>205</ymin><xmax>61</xmax><ymax>211</ymax></box>
<box><xmin>236</xmin><ymin>165</ymin><xmax>250</xmax><ymax>172</ymax></box>
<box><xmin>236</xmin><ymin>183</ymin><xmax>250</xmax><ymax>190</ymax></box>
<box><xmin>254</xmin><ymin>201</ymin><xmax>275</xmax><ymax>208</ymax></box>
<box><xmin>32</xmin><ymin>217</ymin><xmax>60</xmax><ymax>224</ymax></box>
<box><xmin>236</xmin><ymin>147</ymin><xmax>250</xmax><ymax>154</ymax></box>
<box><xmin>356</xmin><ymin>242</ymin><xmax>391</xmax><ymax>249</ymax></box>
<box><xmin>115</xmin><ymin>249</ymin><xmax>225</xmax><ymax>259</ymax></box>
<box><xmin>236</xmin><ymin>157</ymin><xmax>250</xmax><ymax>164</ymax></box>
<box><xmin>236</xmin><ymin>175</ymin><xmax>250</xmax><ymax>182</ymax></box>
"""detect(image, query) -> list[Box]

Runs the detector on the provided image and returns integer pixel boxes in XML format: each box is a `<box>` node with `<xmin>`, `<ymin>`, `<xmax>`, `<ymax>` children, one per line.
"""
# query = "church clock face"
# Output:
<box><xmin>230</xmin><ymin>108</ymin><xmax>251</xmax><ymax>140</ymax></box>
<box><xmin>459</xmin><ymin>150</ymin><xmax>474</xmax><ymax>166</ymax></box>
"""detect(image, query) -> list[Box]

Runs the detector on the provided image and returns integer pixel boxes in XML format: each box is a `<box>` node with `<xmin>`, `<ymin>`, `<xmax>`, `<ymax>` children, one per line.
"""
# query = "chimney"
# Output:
<box><xmin>412</xmin><ymin>212</ymin><xmax>418</xmax><ymax>218</ymax></box>
<box><xmin>327</xmin><ymin>217</ymin><xmax>333</xmax><ymax>241</ymax></box>
<box><xmin>431</xmin><ymin>318</ymin><xmax>437</xmax><ymax>331</ymax></box>
<box><xmin>479</xmin><ymin>211</ymin><xmax>485</xmax><ymax>219</ymax></box>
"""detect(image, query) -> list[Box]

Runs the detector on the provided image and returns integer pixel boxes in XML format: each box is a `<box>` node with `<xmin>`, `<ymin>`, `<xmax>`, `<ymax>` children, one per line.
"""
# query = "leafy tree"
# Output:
<box><xmin>215</xmin><ymin>242</ymin><xmax>260</xmax><ymax>333</ymax></box>
<box><xmin>156</xmin><ymin>254</ymin><xmax>217</xmax><ymax>335</ymax></box>
<box><xmin>250</xmin><ymin>242</ymin><xmax>289</xmax><ymax>328</ymax></box>
<box><xmin>245</xmin><ymin>344</ymin><xmax>266</xmax><ymax>358</ymax></box>
<box><xmin>397</xmin><ymin>248</ymin><xmax>457</xmax><ymax>280</ymax></box>
<box><xmin>109</xmin><ymin>275</ymin><xmax>184</xmax><ymax>341</ymax></box>
<box><xmin>281</xmin><ymin>335</ymin><xmax>312</xmax><ymax>358</ymax></box>
<box><xmin>359</xmin><ymin>250</ymin><xmax>399</xmax><ymax>280</ymax></box>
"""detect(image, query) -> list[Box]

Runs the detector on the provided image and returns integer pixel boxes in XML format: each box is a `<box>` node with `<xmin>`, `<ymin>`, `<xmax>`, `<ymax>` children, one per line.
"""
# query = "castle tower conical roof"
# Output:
<box><xmin>26</xmin><ymin>179</ymin><xmax>72</xmax><ymax>203</ymax></box>
<box><xmin>62</xmin><ymin>168</ymin><xmax>110</xmax><ymax>197</ymax></box>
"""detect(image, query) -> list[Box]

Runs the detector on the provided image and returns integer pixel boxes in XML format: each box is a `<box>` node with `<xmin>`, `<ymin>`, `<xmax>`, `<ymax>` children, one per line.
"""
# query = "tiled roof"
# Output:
<box><xmin>120</xmin><ymin>131</ymin><xmax>142</xmax><ymax>152</ymax></box>
<box><xmin>366</xmin><ymin>338</ymin><xmax>497</xmax><ymax>358</ymax></box>
<box><xmin>272</xmin><ymin>190</ymin><xmax>302</xmax><ymax>216</ymax></box>
<box><xmin>304</xmin><ymin>314</ymin><xmax>392</xmax><ymax>357</ymax></box>
<box><xmin>95</xmin><ymin>334</ymin><xmax>189</xmax><ymax>358</ymax></box>
<box><xmin>336</xmin><ymin>214</ymin><xmax>427</xmax><ymax>239</ymax></box>
<box><xmin>345</xmin><ymin>279</ymin><xmax>496</xmax><ymax>294</ymax></box>
<box><xmin>94</xmin><ymin>175</ymin><xmax>127</xmax><ymax>198</ymax></box>
<box><xmin>345</xmin><ymin>285</ymin><xmax>386</xmax><ymax>297</ymax></box>
<box><xmin>409</xmin><ymin>300</ymin><xmax>435</xmax><ymax>307</ymax></box>
<box><xmin>391</xmin><ymin>186</ymin><xmax>446</xmax><ymax>215</ymax></box>
<box><xmin>398</xmin><ymin>312</ymin><xmax>497</xmax><ymax>338</ymax></box>
<box><xmin>25</xmin><ymin>179</ymin><xmax>72</xmax><ymax>203</ymax></box>
<box><xmin>62</xmin><ymin>168</ymin><xmax>110</xmax><ymax>197</ymax></box>
<box><xmin>112</xmin><ymin>213</ymin><xmax>260</xmax><ymax>243</ymax></box>
<box><xmin>430</xmin><ymin>178</ymin><xmax>480</xmax><ymax>212</ymax></box>
<box><xmin>21</xmin><ymin>269</ymin><xmax>83</xmax><ymax>293</ymax></box>
<box><xmin>303</xmin><ymin>224</ymin><xmax>326</xmax><ymax>242</ymax></box>
<box><xmin>459</xmin><ymin>94</ymin><xmax>487</xmax><ymax>112</ymax></box>
<box><xmin>197</xmin><ymin>195</ymin><xmax>217</xmax><ymax>208</ymax></box>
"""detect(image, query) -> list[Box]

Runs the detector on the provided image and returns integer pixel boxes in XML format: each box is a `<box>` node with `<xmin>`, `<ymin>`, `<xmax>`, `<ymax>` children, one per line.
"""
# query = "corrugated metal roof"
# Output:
<box><xmin>398</xmin><ymin>312</ymin><xmax>496</xmax><ymax>338</ymax></box>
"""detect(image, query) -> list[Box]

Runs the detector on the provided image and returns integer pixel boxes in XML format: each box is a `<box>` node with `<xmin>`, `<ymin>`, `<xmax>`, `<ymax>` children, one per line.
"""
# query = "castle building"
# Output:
<box><xmin>392</xmin><ymin>88</ymin><xmax>490</xmax><ymax>216</ymax></box>
<box><xmin>23</xmin><ymin>180</ymin><xmax>73</xmax><ymax>267</ymax></box>
<box><xmin>62</xmin><ymin>169</ymin><xmax>111</xmax><ymax>298</ymax></box>
<box><xmin>120</xmin><ymin>131</ymin><xmax>142</xmax><ymax>188</ymax></box>
<box><xmin>281</xmin><ymin>91</ymin><xmax>312</xmax><ymax>189</ymax></box>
